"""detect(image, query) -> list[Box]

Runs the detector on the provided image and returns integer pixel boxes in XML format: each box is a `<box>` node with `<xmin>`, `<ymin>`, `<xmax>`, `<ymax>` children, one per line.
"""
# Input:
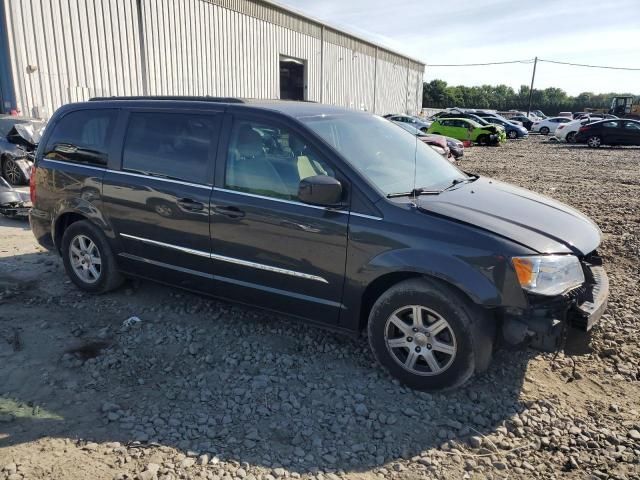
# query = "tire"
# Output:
<box><xmin>367</xmin><ymin>278</ymin><xmax>492</xmax><ymax>391</ymax></box>
<box><xmin>587</xmin><ymin>135</ymin><xmax>602</xmax><ymax>148</ymax></box>
<box><xmin>507</xmin><ymin>130</ymin><xmax>518</xmax><ymax>139</ymax></box>
<box><xmin>2</xmin><ymin>157</ymin><xmax>27</xmax><ymax>185</ymax></box>
<box><xmin>566</xmin><ymin>132</ymin><xmax>576</xmax><ymax>144</ymax></box>
<box><xmin>476</xmin><ymin>134</ymin><xmax>489</xmax><ymax>146</ymax></box>
<box><xmin>540</xmin><ymin>127</ymin><xmax>550</xmax><ymax>135</ymax></box>
<box><xmin>61</xmin><ymin>220</ymin><xmax>124</xmax><ymax>294</ymax></box>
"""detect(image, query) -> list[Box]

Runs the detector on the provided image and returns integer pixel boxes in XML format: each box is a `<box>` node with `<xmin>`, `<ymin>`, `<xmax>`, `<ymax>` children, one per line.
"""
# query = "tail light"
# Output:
<box><xmin>578</xmin><ymin>126</ymin><xmax>590</xmax><ymax>133</ymax></box>
<box><xmin>557</xmin><ymin>125</ymin><xmax>565</xmax><ymax>130</ymax></box>
<box><xmin>29</xmin><ymin>166</ymin><xmax>37</xmax><ymax>203</ymax></box>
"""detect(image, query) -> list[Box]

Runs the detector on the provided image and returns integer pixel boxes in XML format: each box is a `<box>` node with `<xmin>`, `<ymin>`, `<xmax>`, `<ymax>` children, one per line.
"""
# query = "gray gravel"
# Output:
<box><xmin>0</xmin><ymin>135</ymin><xmax>639</xmax><ymax>479</ymax></box>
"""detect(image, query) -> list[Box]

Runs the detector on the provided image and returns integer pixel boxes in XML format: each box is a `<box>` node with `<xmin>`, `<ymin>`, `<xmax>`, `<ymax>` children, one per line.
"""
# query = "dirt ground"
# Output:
<box><xmin>1</xmin><ymin>136</ymin><xmax>639</xmax><ymax>480</ymax></box>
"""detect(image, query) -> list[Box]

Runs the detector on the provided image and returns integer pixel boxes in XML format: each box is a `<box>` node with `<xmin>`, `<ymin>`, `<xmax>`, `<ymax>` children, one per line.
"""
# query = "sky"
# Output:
<box><xmin>276</xmin><ymin>0</ymin><xmax>640</xmax><ymax>96</ymax></box>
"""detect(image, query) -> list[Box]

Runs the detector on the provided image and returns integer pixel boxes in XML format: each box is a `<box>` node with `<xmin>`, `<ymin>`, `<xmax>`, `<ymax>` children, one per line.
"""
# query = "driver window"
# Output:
<box><xmin>225</xmin><ymin>120</ymin><xmax>335</xmax><ymax>201</ymax></box>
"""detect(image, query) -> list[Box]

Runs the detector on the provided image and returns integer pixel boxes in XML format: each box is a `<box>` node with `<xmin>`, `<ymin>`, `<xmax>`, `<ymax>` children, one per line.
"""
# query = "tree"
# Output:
<box><xmin>422</xmin><ymin>80</ymin><xmax>640</xmax><ymax>115</ymax></box>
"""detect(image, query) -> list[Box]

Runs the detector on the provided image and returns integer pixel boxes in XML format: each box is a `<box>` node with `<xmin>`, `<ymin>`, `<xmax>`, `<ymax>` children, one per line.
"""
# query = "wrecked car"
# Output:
<box><xmin>0</xmin><ymin>116</ymin><xmax>45</xmax><ymax>185</ymax></box>
<box><xmin>0</xmin><ymin>176</ymin><xmax>31</xmax><ymax>217</ymax></box>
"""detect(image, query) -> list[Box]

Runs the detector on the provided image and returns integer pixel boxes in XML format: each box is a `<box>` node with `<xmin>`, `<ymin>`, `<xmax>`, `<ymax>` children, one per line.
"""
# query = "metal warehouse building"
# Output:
<box><xmin>0</xmin><ymin>0</ymin><xmax>425</xmax><ymax>119</ymax></box>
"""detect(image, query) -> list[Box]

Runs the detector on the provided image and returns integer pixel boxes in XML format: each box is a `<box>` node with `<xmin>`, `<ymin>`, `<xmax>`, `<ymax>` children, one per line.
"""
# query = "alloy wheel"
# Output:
<box><xmin>508</xmin><ymin>130</ymin><xmax>517</xmax><ymax>139</ymax></box>
<box><xmin>69</xmin><ymin>234</ymin><xmax>102</xmax><ymax>284</ymax></box>
<box><xmin>3</xmin><ymin>159</ymin><xmax>22</xmax><ymax>185</ymax></box>
<box><xmin>587</xmin><ymin>136</ymin><xmax>601</xmax><ymax>148</ymax></box>
<box><xmin>384</xmin><ymin>305</ymin><xmax>457</xmax><ymax>376</ymax></box>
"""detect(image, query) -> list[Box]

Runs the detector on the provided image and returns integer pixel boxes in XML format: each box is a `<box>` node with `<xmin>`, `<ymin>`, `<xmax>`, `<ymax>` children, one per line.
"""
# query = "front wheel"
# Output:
<box><xmin>367</xmin><ymin>278</ymin><xmax>491</xmax><ymax>391</ymax></box>
<box><xmin>476</xmin><ymin>134</ymin><xmax>489</xmax><ymax>146</ymax></box>
<box><xmin>61</xmin><ymin>220</ymin><xmax>124</xmax><ymax>294</ymax></box>
<box><xmin>507</xmin><ymin>130</ymin><xmax>518</xmax><ymax>139</ymax></box>
<box><xmin>2</xmin><ymin>158</ymin><xmax>27</xmax><ymax>185</ymax></box>
<box><xmin>587</xmin><ymin>135</ymin><xmax>602</xmax><ymax>148</ymax></box>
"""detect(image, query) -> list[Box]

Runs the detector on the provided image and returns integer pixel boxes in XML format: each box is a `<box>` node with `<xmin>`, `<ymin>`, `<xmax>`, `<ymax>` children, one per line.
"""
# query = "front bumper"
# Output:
<box><xmin>501</xmin><ymin>256</ymin><xmax>609</xmax><ymax>351</ymax></box>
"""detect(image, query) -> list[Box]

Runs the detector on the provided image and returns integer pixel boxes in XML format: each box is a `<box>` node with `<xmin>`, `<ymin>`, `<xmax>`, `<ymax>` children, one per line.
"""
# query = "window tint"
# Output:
<box><xmin>122</xmin><ymin>112</ymin><xmax>218</xmax><ymax>184</ymax></box>
<box><xmin>225</xmin><ymin>120</ymin><xmax>335</xmax><ymax>200</ymax></box>
<box><xmin>623</xmin><ymin>121</ymin><xmax>640</xmax><ymax>131</ymax></box>
<box><xmin>43</xmin><ymin>109</ymin><xmax>116</xmax><ymax>165</ymax></box>
<box><xmin>440</xmin><ymin>120</ymin><xmax>451</xmax><ymax>127</ymax></box>
<box><xmin>602</xmin><ymin>121</ymin><xmax>619</xmax><ymax>129</ymax></box>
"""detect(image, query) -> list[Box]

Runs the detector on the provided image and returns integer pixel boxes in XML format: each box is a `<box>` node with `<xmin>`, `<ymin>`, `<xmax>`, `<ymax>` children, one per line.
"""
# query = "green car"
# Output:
<box><xmin>427</xmin><ymin>118</ymin><xmax>506</xmax><ymax>145</ymax></box>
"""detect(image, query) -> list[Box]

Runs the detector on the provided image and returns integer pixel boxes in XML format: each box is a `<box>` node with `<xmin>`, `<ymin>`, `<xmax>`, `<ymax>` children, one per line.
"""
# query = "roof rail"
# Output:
<box><xmin>88</xmin><ymin>96</ymin><xmax>245</xmax><ymax>104</ymax></box>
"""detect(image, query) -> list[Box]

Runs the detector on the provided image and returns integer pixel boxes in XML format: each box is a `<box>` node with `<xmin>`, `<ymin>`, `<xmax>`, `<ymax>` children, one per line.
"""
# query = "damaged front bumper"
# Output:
<box><xmin>501</xmin><ymin>254</ymin><xmax>609</xmax><ymax>351</ymax></box>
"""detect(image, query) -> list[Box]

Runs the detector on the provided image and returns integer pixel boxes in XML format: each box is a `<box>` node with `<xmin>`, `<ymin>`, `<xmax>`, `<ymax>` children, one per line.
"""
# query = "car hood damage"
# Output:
<box><xmin>417</xmin><ymin>177</ymin><xmax>601</xmax><ymax>255</ymax></box>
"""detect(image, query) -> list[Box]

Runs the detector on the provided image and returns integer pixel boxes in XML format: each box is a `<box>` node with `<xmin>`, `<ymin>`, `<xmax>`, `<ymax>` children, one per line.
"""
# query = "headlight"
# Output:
<box><xmin>512</xmin><ymin>255</ymin><xmax>585</xmax><ymax>296</ymax></box>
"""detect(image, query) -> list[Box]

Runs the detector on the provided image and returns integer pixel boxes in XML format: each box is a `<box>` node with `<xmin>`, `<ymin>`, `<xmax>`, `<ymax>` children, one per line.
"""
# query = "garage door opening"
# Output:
<box><xmin>279</xmin><ymin>56</ymin><xmax>306</xmax><ymax>101</ymax></box>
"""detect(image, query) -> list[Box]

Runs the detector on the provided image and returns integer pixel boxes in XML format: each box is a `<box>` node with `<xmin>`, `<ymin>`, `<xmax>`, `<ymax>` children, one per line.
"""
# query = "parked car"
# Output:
<box><xmin>508</xmin><ymin>115</ymin><xmax>534</xmax><ymax>130</ymax></box>
<box><xmin>0</xmin><ymin>175</ymin><xmax>31</xmax><ymax>217</ymax></box>
<box><xmin>428</xmin><ymin>118</ymin><xmax>506</xmax><ymax>145</ymax></box>
<box><xmin>0</xmin><ymin>115</ymin><xmax>45</xmax><ymax>185</ymax></box>
<box><xmin>480</xmin><ymin>117</ymin><xmax>528</xmax><ymax>139</ymax></box>
<box><xmin>531</xmin><ymin>110</ymin><xmax>547</xmax><ymax>119</ymax></box>
<box><xmin>445</xmin><ymin>136</ymin><xmax>465</xmax><ymax>160</ymax></box>
<box><xmin>554</xmin><ymin>117</ymin><xmax>605</xmax><ymax>143</ymax></box>
<box><xmin>558</xmin><ymin>112</ymin><xmax>573</xmax><ymax>119</ymax></box>
<box><xmin>30</xmin><ymin>97</ymin><xmax>608</xmax><ymax>391</ymax></box>
<box><xmin>574</xmin><ymin>119</ymin><xmax>640</xmax><ymax>147</ymax></box>
<box><xmin>391</xmin><ymin>121</ymin><xmax>453</xmax><ymax>161</ymax></box>
<box><xmin>477</xmin><ymin>112</ymin><xmax>524</xmax><ymax>127</ymax></box>
<box><xmin>531</xmin><ymin>117</ymin><xmax>572</xmax><ymax>135</ymax></box>
<box><xmin>385</xmin><ymin>114</ymin><xmax>431</xmax><ymax>132</ymax></box>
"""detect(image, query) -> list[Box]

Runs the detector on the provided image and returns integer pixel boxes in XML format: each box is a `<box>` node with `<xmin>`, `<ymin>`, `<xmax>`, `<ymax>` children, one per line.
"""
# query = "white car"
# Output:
<box><xmin>531</xmin><ymin>117</ymin><xmax>573</xmax><ymax>135</ymax></box>
<box><xmin>554</xmin><ymin>117</ymin><xmax>603</xmax><ymax>143</ymax></box>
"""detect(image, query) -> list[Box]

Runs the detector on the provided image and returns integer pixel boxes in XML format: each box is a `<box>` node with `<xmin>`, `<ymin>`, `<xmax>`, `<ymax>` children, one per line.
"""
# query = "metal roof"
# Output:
<box><xmin>245</xmin><ymin>0</ymin><xmax>425</xmax><ymax>66</ymax></box>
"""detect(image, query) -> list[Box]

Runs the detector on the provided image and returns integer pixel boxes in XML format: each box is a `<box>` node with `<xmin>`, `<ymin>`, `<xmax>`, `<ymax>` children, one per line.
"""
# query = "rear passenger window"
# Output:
<box><xmin>602</xmin><ymin>121</ymin><xmax>619</xmax><ymax>129</ymax></box>
<box><xmin>225</xmin><ymin>120</ymin><xmax>335</xmax><ymax>200</ymax></box>
<box><xmin>122</xmin><ymin>112</ymin><xmax>219</xmax><ymax>184</ymax></box>
<box><xmin>43</xmin><ymin>109</ymin><xmax>116</xmax><ymax>166</ymax></box>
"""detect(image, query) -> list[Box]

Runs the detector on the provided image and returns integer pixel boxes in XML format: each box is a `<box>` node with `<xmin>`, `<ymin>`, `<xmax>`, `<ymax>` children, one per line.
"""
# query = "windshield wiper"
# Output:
<box><xmin>387</xmin><ymin>188</ymin><xmax>441</xmax><ymax>199</ymax></box>
<box><xmin>441</xmin><ymin>174</ymin><xmax>479</xmax><ymax>193</ymax></box>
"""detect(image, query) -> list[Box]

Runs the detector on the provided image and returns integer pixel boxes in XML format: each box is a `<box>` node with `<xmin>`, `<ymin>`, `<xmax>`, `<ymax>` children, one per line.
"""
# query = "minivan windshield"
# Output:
<box><xmin>301</xmin><ymin>113</ymin><xmax>466</xmax><ymax>196</ymax></box>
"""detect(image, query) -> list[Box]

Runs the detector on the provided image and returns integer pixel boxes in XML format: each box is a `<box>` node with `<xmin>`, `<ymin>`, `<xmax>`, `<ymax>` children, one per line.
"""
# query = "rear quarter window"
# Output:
<box><xmin>43</xmin><ymin>109</ymin><xmax>117</xmax><ymax>166</ymax></box>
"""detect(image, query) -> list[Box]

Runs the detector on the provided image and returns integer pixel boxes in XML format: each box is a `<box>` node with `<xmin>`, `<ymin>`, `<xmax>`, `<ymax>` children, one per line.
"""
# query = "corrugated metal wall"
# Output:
<box><xmin>1</xmin><ymin>0</ymin><xmax>424</xmax><ymax>118</ymax></box>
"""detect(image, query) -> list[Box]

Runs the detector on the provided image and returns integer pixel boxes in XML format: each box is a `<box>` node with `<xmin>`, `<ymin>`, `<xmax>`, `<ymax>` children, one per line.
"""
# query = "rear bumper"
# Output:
<box><xmin>501</xmin><ymin>260</ymin><xmax>609</xmax><ymax>351</ymax></box>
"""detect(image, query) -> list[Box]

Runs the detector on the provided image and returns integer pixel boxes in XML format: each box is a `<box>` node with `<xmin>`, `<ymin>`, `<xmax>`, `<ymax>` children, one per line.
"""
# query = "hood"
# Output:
<box><xmin>417</xmin><ymin>177</ymin><xmax>601</xmax><ymax>255</ymax></box>
<box><xmin>7</xmin><ymin>121</ymin><xmax>44</xmax><ymax>149</ymax></box>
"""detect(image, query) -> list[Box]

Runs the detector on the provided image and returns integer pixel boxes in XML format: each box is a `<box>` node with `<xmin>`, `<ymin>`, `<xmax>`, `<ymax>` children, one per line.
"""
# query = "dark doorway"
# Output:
<box><xmin>279</xmin><ymin>56</ymin><xmax>306</xmax><ymax>101</ymax></box>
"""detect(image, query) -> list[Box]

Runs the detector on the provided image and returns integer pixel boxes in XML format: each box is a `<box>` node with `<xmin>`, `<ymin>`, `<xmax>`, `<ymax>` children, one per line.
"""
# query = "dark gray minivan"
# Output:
<box><xmin>29</xmin><ymin>97</ymin><xmax>608</xmax><ymax>390</ymax></box>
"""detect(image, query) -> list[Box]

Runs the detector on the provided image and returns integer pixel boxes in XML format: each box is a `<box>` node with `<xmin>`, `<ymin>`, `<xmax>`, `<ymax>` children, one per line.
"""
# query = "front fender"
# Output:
<box><xmin>366</xmin><ymin>248</ymin><xmax>525</xmax><ymax>308</ymax></box>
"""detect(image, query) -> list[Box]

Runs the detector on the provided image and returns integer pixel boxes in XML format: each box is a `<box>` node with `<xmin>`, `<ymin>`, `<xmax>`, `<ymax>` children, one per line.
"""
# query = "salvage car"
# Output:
<box><xmin>391</xmin><ymin>121</ymin><xmax>454</xmax><ymax>161</ymax></box>
<box><xmin>30</xmin><ymin>97</ymin><xmax>608</xmax><ymax>391</ymax></box>
<box><xmin>0</xmin><ymin>176</ymin><xmax>31</xmax><ymax>217</ymax></box>
<box><xmin>427</xmin><ymin>118</ymin><xmax>506</xmax><ymax>145</ymax></box>
<box><xmin>531</xmin><ymin>117</ymin><xmax>572</xmax><ymax>135</ymax></box>
<box><xmin>0</xmin><ymin>116</ymin><xmax>45</xmax><ymax>185</ymax></box>
<box><xmin>480</xmin><ymin>116</ymin><xmax>528</xmax><ymax>139</ymax></box>
<box><xmin>574</xmin><ymin>119</ymin><xmax>640</xmax><ymax>147</ymax></box>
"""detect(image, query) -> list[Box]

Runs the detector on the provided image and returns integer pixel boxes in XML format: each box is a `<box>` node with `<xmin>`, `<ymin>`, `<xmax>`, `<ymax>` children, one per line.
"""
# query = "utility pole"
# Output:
<box><xmin>527</xmin><ymin>56</ymin><xmax>538</xmax><ymax>117</ymax></box>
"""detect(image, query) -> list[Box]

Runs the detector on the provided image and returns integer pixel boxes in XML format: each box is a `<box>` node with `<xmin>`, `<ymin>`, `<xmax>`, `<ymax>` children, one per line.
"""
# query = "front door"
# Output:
<box><xmin>620</xmin><ymin>121</ymin><xmax>640</xmax><ymax>145</ymax></box>
<box><xmin>102</xmin><ymin>109</ymin><xmax>222</xmax><ymax>291</ymax></box>
<box><xmin>210</xmin><ymin>113</ymin><xmax>349</xmax><ymax>324</ymax></box>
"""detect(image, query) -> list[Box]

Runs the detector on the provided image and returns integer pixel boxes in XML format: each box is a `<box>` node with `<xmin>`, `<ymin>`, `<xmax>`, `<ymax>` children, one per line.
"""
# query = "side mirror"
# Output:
<box><xmin>298</xmin><ymin>175</ymin><xmax>343</xmax><ymax>207</ymax></box>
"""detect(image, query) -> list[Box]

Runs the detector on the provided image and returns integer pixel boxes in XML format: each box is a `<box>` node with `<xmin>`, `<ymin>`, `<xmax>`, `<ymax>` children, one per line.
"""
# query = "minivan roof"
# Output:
<box><xmin>87</xmin><ymin>96</ymin><xmax>362</xmax><ymax>119</ymax></box>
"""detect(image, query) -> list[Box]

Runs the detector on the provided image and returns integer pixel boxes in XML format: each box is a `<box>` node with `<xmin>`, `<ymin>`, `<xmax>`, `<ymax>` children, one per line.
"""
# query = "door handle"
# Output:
<box><xmin>177</xmin><ymin>198</ymin><xmax>205</xmax><ymax>211</ymax></box>
<box><xmin>214</xmin><ymin>205</ymin><xmax>245</xmax><ymax>219</ymax></box>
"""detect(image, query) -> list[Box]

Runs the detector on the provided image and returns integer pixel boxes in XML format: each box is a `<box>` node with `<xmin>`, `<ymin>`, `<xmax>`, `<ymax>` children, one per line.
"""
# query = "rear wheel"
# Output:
<box><xmin>587</xmin><ymin>135</ymin><xmax>602</xmax><ymax>148</ymax></box>
<box><xmin>566</xmin><ymin>132</ymin><xmax>577</xmax><ymax>143</ymax></box>
<box><xmin>367</xmin><ymin>278</ymin><xmax>492</xmax><ymax>391</ymax></box>
<box><xmin>2</xmin><ymin>158</ymin><xmax>26</xmax><ymax>185</ymax></box>
<box><xmin>540</xmin><ymin>127</ymin><xmax>550</xmax><ymax>135</ymax></box>
<box><xmin>61</xmin><ymin>220</ymin><xmax>124</xmax><ymax>294</ymax></box>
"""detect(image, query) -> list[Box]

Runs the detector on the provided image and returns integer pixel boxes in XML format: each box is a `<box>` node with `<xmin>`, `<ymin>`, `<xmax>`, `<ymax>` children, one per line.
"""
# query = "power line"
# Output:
<box><xmin>426</xmin><ymin>58</ymin><xmax>640</xmax><ymax>71</ymax></box>
<box><xmin>427</xmin><ymin>59</ymin><xmax>534</xmax><ymax>67</ymax></box>
<box><xmin>538</xmin><ymin>58</ymin><xmax>640</xmax><ymax>71</ymax></box>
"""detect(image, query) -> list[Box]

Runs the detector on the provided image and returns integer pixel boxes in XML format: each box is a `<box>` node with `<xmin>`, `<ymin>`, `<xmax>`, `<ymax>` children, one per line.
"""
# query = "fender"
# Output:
<box><xmin>51</xmin><ymin>192</ymin><xmax>116</xmax><ymax>250</ymax></box>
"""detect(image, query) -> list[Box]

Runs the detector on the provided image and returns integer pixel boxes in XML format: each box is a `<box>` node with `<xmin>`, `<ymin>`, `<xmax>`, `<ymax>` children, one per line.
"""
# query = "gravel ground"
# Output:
<box><xmin>0</xmin><ymin>135</ymin><xmax>639</xmax><ymax>480</ymax></box>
